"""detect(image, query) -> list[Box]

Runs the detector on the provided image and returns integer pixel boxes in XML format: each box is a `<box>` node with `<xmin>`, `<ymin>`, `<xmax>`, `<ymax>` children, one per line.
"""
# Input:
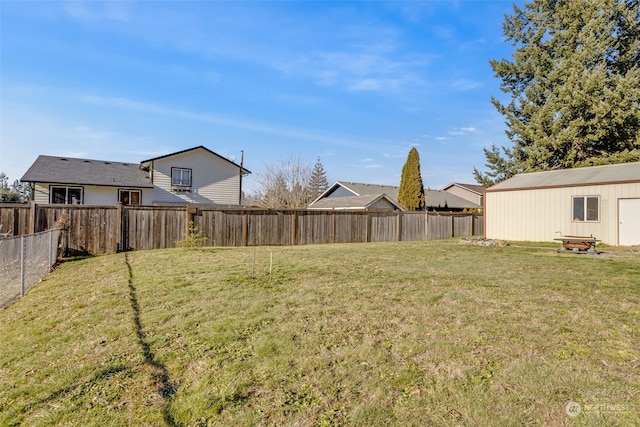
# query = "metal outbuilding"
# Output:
<box><xmin>485</xmin><ymin>162</ymin><xmax>640</xmax><ymax>246</ymax></box>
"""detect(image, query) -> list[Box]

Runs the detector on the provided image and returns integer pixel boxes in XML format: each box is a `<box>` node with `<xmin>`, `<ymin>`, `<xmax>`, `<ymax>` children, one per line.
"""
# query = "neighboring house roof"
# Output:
<box><xmin>308</xmin><ymin>193</ymin><xmax>402</xmax><ymax>210</ymax></box>
<box><xmin>21</xmin><ymin>155</ymin><xmax>154</xmax><ymax>188</ymax></box>
<box><xmin>487</xmin><ymin>162</ymin><xmax>640</xmax><ymax>192</ymax></box>
<box><xmin>330</xmin><ymin>181</ymin><xmax>399</xmax><ymax>199</ymax></box>
<box><xmin>442</xmin><ymin>182</ymin><xmax>485</xmax><ymax>195</ymax></box>
<box><xmin>424</xmin><ymin>189</ymin><xmax>480</xmax><ymax>210</ymax></box>
<box><xmin>140</xmin><ymin>145</ymin><xmax>251</xmax><ymax>175</ymax></box>
<box><xmin>309</xmin><ymin>181</ymin><xmax>480</xmax><ymax>210</ymax></box>
<box><xmin>308</xmin><ymin>181</ymin><xmax>399</xmax><ymax>208</ymax></box>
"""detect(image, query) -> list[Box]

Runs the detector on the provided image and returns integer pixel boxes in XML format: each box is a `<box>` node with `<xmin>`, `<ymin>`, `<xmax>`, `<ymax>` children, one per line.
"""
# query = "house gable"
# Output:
<box><xmin>140</xmin><ymin>145</ymin><xmax>250</xmax><ymax>175</ymax></box>
<box><xmin>442</xmin><ymin>182</ymin><xmax>485</xmax><ymax>207</ymax></box>
<box><xmin>325</xmin><ymin>185</ymin><xmax>358</xmax><ymax>198</ymax></box>
<box><xmin>141</xmin><ymin>146</ymin><xmax>248</xmax><ymax>205</ymax></box>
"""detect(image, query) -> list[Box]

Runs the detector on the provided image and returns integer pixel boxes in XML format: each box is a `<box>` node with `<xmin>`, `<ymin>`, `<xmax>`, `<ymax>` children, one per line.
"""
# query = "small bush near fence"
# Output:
<box><xmin>174</xmin><ymin>221</ymin><xmax>208</xmax><ymax>250</ymax></box>
<box><xmin>0</xmin><ymin>229</ymin><xmax>61</xmax><ymax>309</ymax></box>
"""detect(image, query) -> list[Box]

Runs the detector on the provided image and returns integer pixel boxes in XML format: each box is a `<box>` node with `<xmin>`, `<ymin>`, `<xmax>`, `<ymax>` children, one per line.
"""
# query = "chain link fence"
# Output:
<box><xmin>1</xmin><ymin>229</ymin><xmax>61</xmax><ymax>310</ymax></box>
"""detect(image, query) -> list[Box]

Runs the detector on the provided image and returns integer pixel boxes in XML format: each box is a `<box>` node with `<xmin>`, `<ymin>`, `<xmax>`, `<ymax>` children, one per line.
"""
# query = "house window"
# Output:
<box><xmin>119</xmin><ymin>189</ymin><xmax>141</xmax><ymax>205</ymax></box>
<box><xmin>572</xmin><ymin>196</ymin><xmax>599</xmax><ymax>222</ymax></box>
<box><xmin>171</xmin><ymin>167</ymin><xmax>192</xmax><ymax>190</ymax></box>
<box><xmin>51</xmin><ymin>186</ymin><xmax>83</xmax><ymax>204</ymax></box>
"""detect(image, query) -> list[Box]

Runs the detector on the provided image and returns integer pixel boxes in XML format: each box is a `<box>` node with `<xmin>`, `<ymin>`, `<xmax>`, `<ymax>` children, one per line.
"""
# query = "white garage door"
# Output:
<box><xmin>619</xmin><ymin>198</ymin><xmax>640</xmax><ymax>246</ymax></box>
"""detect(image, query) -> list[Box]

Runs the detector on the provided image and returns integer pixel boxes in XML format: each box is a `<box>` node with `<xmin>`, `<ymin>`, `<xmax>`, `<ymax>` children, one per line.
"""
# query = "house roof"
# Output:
<box><xmin>308</xmin><ymin>193</ymin><xmax>401</xmax><ymax>210</ymax></box>
<box><xmin>487</xmin><ymin>162</ymin><xmax>640</xmax><ymax>192</ymax></box>
<box><xmin>309</xmin><ymin>181</ymin><xmax>480</xmax><ymax>210</ymax></box>
<box><xmin>442</xmin><ymin>182</ymin><xmax>485</xmax><ymax>195</ymax></box>
<box><xmin>424</xmin><ymin>189</ymin><xmax>480</xmax><ymax>209</ymax></box>
<box><xmin>140</xmin><ymin>145</ymin><xmax>251</xmax><ymax>174</ymax></box>
<box><xmin>21</xmin><ymin>155</ymin><xmax>154</xmax><ymax>188</ymax></box>
<box><xmin>334</xmin><ymin>181</ymin><xmax>400</xmax><ymax>199</ymax></box>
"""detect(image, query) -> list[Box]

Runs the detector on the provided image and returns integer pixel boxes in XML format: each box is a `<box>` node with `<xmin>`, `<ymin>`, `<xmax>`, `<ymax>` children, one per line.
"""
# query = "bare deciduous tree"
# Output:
<box><xmin>253</xmin><ymin>154</ymin><xmax>314</xmax><ymax>209</ymax></box>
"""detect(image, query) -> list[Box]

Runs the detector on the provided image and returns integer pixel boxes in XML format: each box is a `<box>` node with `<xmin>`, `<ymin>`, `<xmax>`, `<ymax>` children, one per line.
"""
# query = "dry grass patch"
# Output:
<box><xmin>1</xmin><ymin>240</ymin><xmax>639</xmax><ymax>426</ymax></box>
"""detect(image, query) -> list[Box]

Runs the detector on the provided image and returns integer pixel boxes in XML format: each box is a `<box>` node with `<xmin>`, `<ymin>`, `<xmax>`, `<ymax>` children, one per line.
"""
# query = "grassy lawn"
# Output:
<box><xmin>1</xmin><ymin>240</ymin><xmax>639</xmax><ymax>426</ymax></box>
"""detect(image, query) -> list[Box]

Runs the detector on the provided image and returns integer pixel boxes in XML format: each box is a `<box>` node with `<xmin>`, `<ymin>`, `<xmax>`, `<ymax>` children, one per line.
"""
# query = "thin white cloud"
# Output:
<box><xmin>59</xmin><ymin>150</ymin><xmax>88</xmax><ymax>158</ymax></box>
<box><xmin>447</xmin><ymin>126</ymin><xmax>478</xmax><ymax>137</ymax></box>
<box><xmin>348</xmin><ymin>78</ymin><xmax>384</xmax><ymax>91</ymax></box>
<box><xmin>433</xmin><ymin>25</ymin><xmax>455</xmax><ymax>39</ymax></box>
<box><xmin>79</xmin><ymin>94</ymin><xmax>379</xmax><ymax>151</ymax></box>
<box><xmin>70</xmin><ymin>125</ymin><xmax>109</xmax><ymax>140</ymax></box>
<box><xmin>300</xmin><ymin>50</ymin><xmax>429</xmax><ymax>93</ymax></box>
<box><xmin>450</xmin><ymin>78</ymin><xmax>482</xmax><ymax>90</ymax></box>
<box><xmin>58</xmin><ymin>2</ymin><xmax>432</xmax><ymax>95</ymax></box>
<box><xmin>63</xmin><ymin>1</ymin><xmax>131</xmax><ymax>22</ymax></box>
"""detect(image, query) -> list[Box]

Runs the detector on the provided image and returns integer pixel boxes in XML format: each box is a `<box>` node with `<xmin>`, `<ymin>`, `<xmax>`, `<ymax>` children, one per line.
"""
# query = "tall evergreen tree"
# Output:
<box><xmin>398</xmin><ymin>147</ymin><xmax>425</xmax><ymax>211</ymax></box>
<box><xmin>473</xmin><ymin>144</ymin><xmax>519</xmax><ymax>187</ymax></box>
<box><xmin>475</xmin><ymin>0</ymin><xmax>640</xmax><ymax>186</ymax></box>
<box><xmin>308</xmin><ymin>157</ymin><xmax>329</xmax><ymax>201</ymax></box>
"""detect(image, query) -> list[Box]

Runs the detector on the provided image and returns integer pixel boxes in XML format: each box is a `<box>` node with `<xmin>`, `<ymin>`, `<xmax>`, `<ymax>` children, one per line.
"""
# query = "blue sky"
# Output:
<box><xmin>1</xmin><ymin>1</ymin><xmax>521</xmax><ymax>193</ymax></box>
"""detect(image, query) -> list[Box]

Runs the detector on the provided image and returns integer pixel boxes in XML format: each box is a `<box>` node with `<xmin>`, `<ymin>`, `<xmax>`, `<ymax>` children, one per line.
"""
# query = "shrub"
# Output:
<box><xmin>175</xmin><ymin>221</ymin><xmax>207</xmax><ymax>249</ymax></box>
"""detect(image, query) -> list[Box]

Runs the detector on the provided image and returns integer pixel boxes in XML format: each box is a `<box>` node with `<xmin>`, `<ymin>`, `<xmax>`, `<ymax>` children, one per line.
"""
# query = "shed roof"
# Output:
<box><xmin>21</xmin><ymin>155</ymin><xmax>154</xmax><ymax>188</ymax></box>
<box><xmin>487</xmin><ymin>162</ymin><xmax>640</xmax><ymax>192</ymax></box>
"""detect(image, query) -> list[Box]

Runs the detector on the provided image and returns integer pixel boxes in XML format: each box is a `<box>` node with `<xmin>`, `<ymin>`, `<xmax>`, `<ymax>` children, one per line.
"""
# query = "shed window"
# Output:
<box><xmin>51</xmin><ymin>186</ymin><xmax>82</xmax><ymax>204</ymax></box>
<box><xmin>171</xmin><ymin>167</ymin><xmax>192</xmax><ymax>189</ymax></box>
<box><xmin>572</xmin><ymin>196</ymin><xmax>599</xmax><ymax>222</ymax></box>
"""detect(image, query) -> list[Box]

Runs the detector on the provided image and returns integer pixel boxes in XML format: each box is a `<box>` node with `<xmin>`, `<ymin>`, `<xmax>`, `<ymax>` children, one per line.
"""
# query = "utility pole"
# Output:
<box><xmin>239</xmin><ymin>150</ymin><xmax>244</xmax><ymax>205</ymax></box>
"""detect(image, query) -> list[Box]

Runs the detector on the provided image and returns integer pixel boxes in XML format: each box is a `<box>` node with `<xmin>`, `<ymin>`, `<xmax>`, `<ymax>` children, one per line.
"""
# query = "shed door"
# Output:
<box><xmin>619</xmin><ymin>198</ymin><xmax>640</xmax><ymax>246</ymax></box>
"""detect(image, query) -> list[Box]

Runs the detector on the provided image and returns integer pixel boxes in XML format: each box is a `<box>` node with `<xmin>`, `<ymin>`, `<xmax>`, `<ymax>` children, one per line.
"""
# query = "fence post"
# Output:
<box><xmin>291</xmin><ymin>210</ymin><xmax>297</xmax><ymax>245</ymax></box>
<box><xmin>20</xmin><ymin>235</ymin><xmax>25</xmax><ymax>296</ymax></box>
<box><xmin>13</xmin><ymin>207</ymin><xmax>19</xmax><ymax>236</ymax></box>
<box><xmin>397</xmin><ymin>211</ymin><xmax>403</xmax><ymax>241</ymax></box>
<box><xmin>29</xmin><ymin>201</ymin><xmax>37</xmax><ymax>234</ymax></box>
<box><xmin>451</xmin><ymin>214</ymin><xmax>455</xmax><ymax>238</ymax></box>
<box><xmin>424</xmin><ymin>212</ymin><xmax>429</xmax><ymax>240</ymax></box>
<box><xmin>49</xmin><ymin>229</ymin><xmax>53</xmax><ymax>269</ymax></box>
<box><xmin>64</xmin><ymin>208</ymin><xmax>71</xmax><ymax>257</ymax></box>
<box><xmin>331</xmin><ymin>211</ymin><xmax>336</xmax><ymax>243</ymax></box>
<box><xmin>242</xmin><ymin>210</ymin><xmax>248</xmax><ymax>246</ymax></box>
<box><xmin>115</xmin><ymin>202</ymin><xmax>122</xmax><ymax>253</ymax></box>
<box><xmin>471</xmin><ymin>214</ymin><xmax>475</xmax><ymax>236</ymax></box>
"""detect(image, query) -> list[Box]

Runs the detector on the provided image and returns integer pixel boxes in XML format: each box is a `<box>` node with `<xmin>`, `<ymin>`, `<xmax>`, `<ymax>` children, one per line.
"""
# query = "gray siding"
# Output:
<box><xmin>149</xmin><ymin>148</ymin><xmax>241</xmax><ymax>205</ymax></box>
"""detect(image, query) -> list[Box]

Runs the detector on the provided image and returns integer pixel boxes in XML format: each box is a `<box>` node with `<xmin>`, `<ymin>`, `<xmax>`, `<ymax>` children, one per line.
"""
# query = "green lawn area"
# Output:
<box><xmin>1</xmin><ymin>240</ymin><xmax>639</xmax><ymax>426</ymax></box>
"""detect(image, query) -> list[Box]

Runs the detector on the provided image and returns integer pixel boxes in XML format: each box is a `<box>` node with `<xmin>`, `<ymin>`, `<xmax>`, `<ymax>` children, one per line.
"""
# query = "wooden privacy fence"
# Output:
<box><xmin>0</xmin><ymin>203</ymin><xmax>483</xmax><ymax>255</ymax></box>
